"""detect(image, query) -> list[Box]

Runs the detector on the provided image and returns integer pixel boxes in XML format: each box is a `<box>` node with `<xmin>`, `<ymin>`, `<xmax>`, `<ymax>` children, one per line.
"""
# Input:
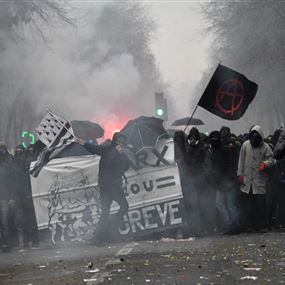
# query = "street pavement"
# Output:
<box><xmin>0</xmin><ymin>231</ymin><xmax>285</xmax><ymax>284</ymax></box>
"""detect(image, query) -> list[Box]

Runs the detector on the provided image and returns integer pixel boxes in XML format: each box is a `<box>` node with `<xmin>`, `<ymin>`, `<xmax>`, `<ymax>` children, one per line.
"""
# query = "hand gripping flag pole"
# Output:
<box><xmin>183</xmin><ymin>64</ymin><xmax>221</xmax><ymax>132</ymax></box>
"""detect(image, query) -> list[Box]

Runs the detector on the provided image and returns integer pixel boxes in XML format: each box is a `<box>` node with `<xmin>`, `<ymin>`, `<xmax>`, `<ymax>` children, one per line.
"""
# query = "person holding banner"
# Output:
<box><xmin>76</xmin><ymin>132</ymin><xmax>130</xmax><ymax>244</ymax></box>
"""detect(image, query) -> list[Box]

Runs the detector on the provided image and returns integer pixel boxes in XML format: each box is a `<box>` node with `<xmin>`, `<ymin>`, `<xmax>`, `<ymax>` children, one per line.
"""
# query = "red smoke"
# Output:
<box><xmin>97</xmin><ymin>115</ymin><xmax>129</xmax><ymax>140</ymax></box>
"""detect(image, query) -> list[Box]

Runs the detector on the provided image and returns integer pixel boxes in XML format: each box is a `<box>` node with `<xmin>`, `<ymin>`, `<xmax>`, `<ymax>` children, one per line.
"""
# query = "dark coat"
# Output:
<box><xmin>274</xmin><ymin>130</ymin><xmax>285</xmax><ymax>159</ymax></box>
<box><xmin>12</xmin><ymin>154</ymin><xmax>32</xmax><ymax>206</ymax></box>
<box><xmin>83</xmin><ymin>143</ymin><xmax>129</xmax><ymax>189</ymax></box>
<box><xmin>0</xmin><ymin>153</ymin><xmax>14</xmax><ymax>201</ymax></box>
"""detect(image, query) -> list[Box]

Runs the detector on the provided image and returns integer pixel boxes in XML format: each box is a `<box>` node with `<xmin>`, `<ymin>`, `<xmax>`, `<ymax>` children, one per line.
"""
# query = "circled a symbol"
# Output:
<box><xmin>215</xmin><ymin>79</ymin><xmax>244</xmax><ymax>116</ymax></box>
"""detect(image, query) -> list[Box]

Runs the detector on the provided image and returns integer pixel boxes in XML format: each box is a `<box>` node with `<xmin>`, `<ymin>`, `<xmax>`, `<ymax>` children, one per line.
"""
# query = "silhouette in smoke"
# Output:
<box><xmin>210</xmin><ymin>127</ymin><xmax>240</xmax><ymax>234</ymax></box>
<box><xmin>76</xmin><ymin>132</ymin><xmax>130</xmax><ymax>244</ymax></box>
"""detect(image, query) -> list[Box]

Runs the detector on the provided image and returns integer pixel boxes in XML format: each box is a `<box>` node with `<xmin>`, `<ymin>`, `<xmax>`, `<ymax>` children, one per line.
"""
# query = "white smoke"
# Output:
<box><xmin>0</xmin><ymin>2</ymin><xmax>161</xmax><ymax>145</ymax></box>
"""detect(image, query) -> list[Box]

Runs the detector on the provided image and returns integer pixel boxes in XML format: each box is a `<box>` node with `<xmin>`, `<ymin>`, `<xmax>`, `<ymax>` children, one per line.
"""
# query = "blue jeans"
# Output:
<box><xmin>0</xmin><ymin>200</ymin><xmax>9</xmax><ymax>245</ymax></box>
<box><xmin>215</xmin><ymin>183</ymin><xmax>239</xmax><ymax>230</ymax></box>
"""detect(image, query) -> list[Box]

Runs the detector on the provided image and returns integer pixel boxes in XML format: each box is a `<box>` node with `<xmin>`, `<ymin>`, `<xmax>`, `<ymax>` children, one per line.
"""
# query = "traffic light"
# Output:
<box><xmin>155</xmin><ymin>92</ymin><xmax>168</xmax><ymax>120</ymax></box>
<box><xmin>20</xmin><ymin>130</ymin><xmax>36</xmax><ymax>148</ymax></box>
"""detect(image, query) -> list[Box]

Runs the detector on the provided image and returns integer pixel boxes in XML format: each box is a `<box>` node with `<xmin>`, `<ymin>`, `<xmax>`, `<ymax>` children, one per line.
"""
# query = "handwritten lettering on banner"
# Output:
<box><xmin>31</xmin><ymin>139</ymin><xmax>185</xmax><ymax>242</ymax></box>
<box><xmin>119</xmin><ymin>199</ymin><xmax>183</xmax><ymax>235</ymax></box>
<box><xmin>110</xmin><ymin>165</ymin><xmax>185</xmax><ymax>237</ymax></box>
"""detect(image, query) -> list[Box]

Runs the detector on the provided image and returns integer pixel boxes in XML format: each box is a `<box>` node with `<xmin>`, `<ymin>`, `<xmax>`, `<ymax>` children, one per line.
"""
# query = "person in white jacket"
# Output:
<box><xmin>237</xmin><ymin>125</ymin><xmax>273</xmax><ymax>232</ymax></box>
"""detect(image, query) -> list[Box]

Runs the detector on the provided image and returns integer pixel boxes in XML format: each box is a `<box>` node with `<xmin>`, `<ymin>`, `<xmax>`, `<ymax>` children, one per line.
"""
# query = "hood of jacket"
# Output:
<box><xmin>250</xmin><ymin>125</ymin><xmax>264</xmax><ymax>141</ymax></box>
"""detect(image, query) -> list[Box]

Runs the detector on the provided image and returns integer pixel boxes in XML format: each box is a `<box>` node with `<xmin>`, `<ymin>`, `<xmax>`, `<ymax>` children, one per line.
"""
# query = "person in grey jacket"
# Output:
<box><xmin>237</xmin><ymin>125</ymin><xmax>273</xmax><ymax>232</ymax></box>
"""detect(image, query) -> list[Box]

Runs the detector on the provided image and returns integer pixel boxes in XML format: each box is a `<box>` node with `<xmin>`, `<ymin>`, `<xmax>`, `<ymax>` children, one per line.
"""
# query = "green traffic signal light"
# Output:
<box><xmin>156</xmin><ymin>108</ymin><xmax>164</xmax><ymax>117</ymax></box>
<box><xmin>21</xmin><ymin>131</ymin><xmax>36</xmax><ymax>148</ymax></box>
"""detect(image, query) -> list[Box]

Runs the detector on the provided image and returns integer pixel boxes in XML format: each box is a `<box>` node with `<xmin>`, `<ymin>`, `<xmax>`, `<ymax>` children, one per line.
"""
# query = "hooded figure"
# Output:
<box><xmin>237</xmin><ymin>125</ymin><xmax>273</xmax><ymax>231</ymax></box>
<box><xmin>183</xmin><ymin>127</ymin><xmax>210</xmax><ymax>235</ymax></box>
<box><xmin>220</xmin><ymin>126</ymin><xmax>231</xmax><ymax>142</ymax></box>
<box><xmin>209</xmin><ymin>129</ymin><xmax>239</xmax><ymax>234</ymax></box>
<box><xmin>0</xmin><ymin>143</ymin><xmax>14</xmax><ymax>251</ymax></box>
<box><xmin>79</xmin><ymin>132</ymin><xmax>130</xmax><ymax>244</ymax></box>
<box><xmin>271</xmin><ymin>129</ymin><xmax>285</xmax><ymax>227</ymax></box>
<box><xmin>12</xmin><ymin>144</ymin><xmax>39</xmax><ymax>248</ymax></box>
<box><xmin>238</xmin><ymin>125</ymin><xmax>272</xmax><ymax>195</ymax></box>
<box><xmin>186</xmin><ymin>127</ymin><xmax>206</xmax><ymax>174</ymax></box>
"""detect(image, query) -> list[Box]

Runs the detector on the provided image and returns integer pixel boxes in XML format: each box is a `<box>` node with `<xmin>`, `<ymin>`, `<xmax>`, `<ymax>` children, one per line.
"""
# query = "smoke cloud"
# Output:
<box><xmin>0</xmin><ymin>2</ymin><xmax>162</xmax><ymax>146</ymax></box>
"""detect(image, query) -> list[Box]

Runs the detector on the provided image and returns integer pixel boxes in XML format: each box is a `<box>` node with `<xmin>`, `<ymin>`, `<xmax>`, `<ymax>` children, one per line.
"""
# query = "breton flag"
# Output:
<box><xmin>30</xmin><ymin>109</ymin><xmax>75</xmax><ymax>177</ymax></box>
<box><xmin>198</xmin><ymin>64</ymin><xmax>258</xmax><ymax>120</ymax></box>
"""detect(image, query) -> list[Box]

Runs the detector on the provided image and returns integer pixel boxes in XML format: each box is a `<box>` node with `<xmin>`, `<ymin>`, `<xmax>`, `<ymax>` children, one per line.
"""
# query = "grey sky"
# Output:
<box><xmin>149</xmin><ymin>1</ymin><xmax>211</xmax><ymax>118</ymax></box>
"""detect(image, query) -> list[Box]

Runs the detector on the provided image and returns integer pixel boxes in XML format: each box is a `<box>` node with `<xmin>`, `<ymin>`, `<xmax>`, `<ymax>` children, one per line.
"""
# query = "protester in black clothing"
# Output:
<box><xmin>210</xmin><ymin>128</ymin><xmax>239</xmax><ymax>234</ymax></box>
<box><xmin>76</xmin><ymin>133</ymin><xmax>130</xmax><ymax>243</ymax></box>
<box><xmin>271</xmin><ymin>129</ymin><xmax>285</xmax><ymax>227</ymax></box>
<box><xmin>12</xmin><ymin>145</ymin><xmax>39</xmax><ymax>248</ymax></box>
<box><xmin>0</xmin><ymin>143</ymin><xmax>14</xmax><ymax>252</ymax></box>
<box><xmin>183</xmin><ymin>127</ymin><xmax>209</xmax><ymax>235</ymax></box>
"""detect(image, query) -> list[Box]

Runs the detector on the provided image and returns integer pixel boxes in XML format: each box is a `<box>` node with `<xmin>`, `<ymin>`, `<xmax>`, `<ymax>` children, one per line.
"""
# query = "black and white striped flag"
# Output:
<box><xmin>30</xmin><ymin>109</ymin><xmax>75</xmax><ymax>177</ymax></box>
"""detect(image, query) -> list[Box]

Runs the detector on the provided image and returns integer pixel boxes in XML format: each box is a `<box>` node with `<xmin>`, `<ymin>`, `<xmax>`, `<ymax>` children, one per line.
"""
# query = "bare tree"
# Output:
<box><xmin>199</xmin><ymin>1</ymin><xmax>285</xmax><ymax>133</ymax></box>
<box><xmin>0</xmin><ymin>0</ymin><xmax>73</xmax><ymax>147</ymax></box>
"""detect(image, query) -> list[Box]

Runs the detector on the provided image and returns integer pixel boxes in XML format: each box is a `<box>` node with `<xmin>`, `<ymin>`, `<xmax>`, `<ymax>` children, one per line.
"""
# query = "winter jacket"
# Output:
<box><xmin>185</xmin><ymin>128</ymin><xmax>207</xmax><ymax>176</ymax></box>
<box><xmin>83</xmin><ymin>143</ymin><xmax>129</xmax><ymax>189</ymax></box>
<box><xmin>12</xmin><ymin>154</ymin><xmax>32</xmax><ymax>206</ymax></box>
<box><xmin>237</xmin><ymin>125</ymin><xmax>273</xmax><ymax>195</ymax></box>
<box><xmin>273</xmin><ymin>130</ymin><xmax>285</xmax><ymax>159</ymax></box>
<box><xmin>0</xmin><ymin>154</ymin><xmax>14</xmax><ymax>201</ymax></box>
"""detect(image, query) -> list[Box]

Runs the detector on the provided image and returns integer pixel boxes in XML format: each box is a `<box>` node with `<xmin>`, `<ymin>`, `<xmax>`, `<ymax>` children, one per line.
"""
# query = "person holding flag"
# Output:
<box><xmin>76</xmin><ymin>133</ymin><xmax>130</xmax><ymax>244</ymax></box>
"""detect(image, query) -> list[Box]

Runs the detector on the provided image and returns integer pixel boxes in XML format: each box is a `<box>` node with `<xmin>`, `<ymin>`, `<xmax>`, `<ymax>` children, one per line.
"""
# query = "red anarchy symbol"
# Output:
<box><xmin>215</xmin><ymin>79</ymin><xmax>244</xmax><ymax>116</ymax></box>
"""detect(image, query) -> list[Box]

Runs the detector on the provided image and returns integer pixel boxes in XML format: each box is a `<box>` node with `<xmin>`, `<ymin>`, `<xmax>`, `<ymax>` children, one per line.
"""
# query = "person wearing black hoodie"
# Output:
<box><xmin>184</xmin><ymin>127</ymin><xmax>208</xmax><ymax>235</ymax></box>
<box><xmin>271</xmin><ymin>128</ymin><xmax>285</xmax><ymax>227</ymax></box>
<box><xmin>77</xmin><ymin>133</ymin><xmax>130</xmax><ymax>243</ymax></box>
<box><xmin>209</xmin><ymin>128</ymin><xmax>239</xmax><ymax>234</ymax></box>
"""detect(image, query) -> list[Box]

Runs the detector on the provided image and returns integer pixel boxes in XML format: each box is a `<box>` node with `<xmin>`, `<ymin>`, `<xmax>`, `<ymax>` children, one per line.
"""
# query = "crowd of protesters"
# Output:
<box><xmin>174</xmin><ymin>125</ymin><xmax>285</xmax><ymax>236</ymax></box>
<box><xmin>0</xmin><ymin>142</ymin><xmax>41</xmax><ymax>252</ymax></box>
<box><xmin>2</xmin><ymin>123</ymin><xmax>285</xmax><ymax>251</ymax></box>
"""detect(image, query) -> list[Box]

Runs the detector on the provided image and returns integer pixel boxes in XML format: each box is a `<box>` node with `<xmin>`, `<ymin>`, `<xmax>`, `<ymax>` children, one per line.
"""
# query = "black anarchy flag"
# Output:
<box><xmin>198</xmin><ymin>64</ymin><xmax>258</xmax><ymax>120</ymax></box>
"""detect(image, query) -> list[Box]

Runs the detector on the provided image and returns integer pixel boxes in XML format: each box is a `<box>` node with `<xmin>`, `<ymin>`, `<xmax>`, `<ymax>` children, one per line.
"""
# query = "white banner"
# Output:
<box><xmin>30</xmin><ymin>139</ymin><xmax>184</xmax><ymax>242</ymax></box>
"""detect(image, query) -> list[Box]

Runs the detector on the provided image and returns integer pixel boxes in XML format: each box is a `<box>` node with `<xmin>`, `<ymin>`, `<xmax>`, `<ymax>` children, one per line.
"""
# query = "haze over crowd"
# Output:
<box><xmin>0</xmin><ymin>1</ymin><xmax>284</xmax><ymax>146</ymax></box>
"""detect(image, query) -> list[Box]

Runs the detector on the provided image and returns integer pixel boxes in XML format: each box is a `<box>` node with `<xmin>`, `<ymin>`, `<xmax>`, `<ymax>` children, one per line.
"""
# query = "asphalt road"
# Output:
<box><xmin>1</xmin><ymin>232</ymin><xmax>285</xmax><ymax>285</ymax></box>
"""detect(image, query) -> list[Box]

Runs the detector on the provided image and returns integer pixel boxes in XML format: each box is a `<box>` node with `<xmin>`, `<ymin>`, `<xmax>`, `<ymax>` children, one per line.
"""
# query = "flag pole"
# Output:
<box><xmin>183</xmin><ymin>105</ymin><xmax>199</xmax><ymax>132</ymax></box>
<box><xmin>46</xmin><ymin>108</ymin><xmax>77</xmax><ymax>139</ymax></box>
<box><xmin>183</xmin><ymin>63</ymin><xmax>222</xmax><ymax>133</ymax></box>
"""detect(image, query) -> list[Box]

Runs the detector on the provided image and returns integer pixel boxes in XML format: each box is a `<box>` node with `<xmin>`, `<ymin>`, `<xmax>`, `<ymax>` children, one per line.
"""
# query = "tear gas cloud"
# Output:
<box><xmin>0</xmin><ymin>2</ymin><xmax>162</xmax><ymax>146</ymax></box>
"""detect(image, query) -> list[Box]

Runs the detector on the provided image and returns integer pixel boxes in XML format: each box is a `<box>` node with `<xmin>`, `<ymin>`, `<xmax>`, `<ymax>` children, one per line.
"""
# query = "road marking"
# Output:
<box><xmin>84</xmin><ymin>243</ymin><xmax>137</xmax><ymax>284</ymax></box>
<box><xmin>115</xmin><ymin>242</ymin><xmax>137</xmax><ymax>256</ymax></box>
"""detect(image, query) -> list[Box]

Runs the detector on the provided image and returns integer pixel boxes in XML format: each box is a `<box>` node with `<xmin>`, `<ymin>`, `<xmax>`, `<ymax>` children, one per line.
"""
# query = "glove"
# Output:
<box><xmin>238</xmin><ymin>175</ymin><xmax>245</xmax><ymax>185</ymax></box>
<box><xmin>259</xmin><ymin>162</ymin><xmax>266</xmax><ymax>172</ymax></box>
<box><xmin>75</xmin><ymin>137</ymin><xmax>85</xmax><ymax>145</ymax></box>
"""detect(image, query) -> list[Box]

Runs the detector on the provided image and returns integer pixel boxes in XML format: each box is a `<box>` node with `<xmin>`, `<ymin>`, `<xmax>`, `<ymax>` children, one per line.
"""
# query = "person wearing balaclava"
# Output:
<box><xmin>0</xmin><ymin>143</ymin><xmax>14</xmax><ymax>252</ymax></box>
<box><xmin>184</xmin><ymin>127</ymin><xmax>208</xmax><ymax>235</ymax></box>
<box><xmin>237</xmin><ymin>125</ymin><xmax>273</xmax><ymax>232</ymax></box>
<box><xmin>76</xmin><ymin>133</ymin><xmax>129</xmax><ymax>245</ymax></box>
<box><xmin>212</xmin><ymin>126</ymin><xmax>240</xmax><ymax>234</ymax></box>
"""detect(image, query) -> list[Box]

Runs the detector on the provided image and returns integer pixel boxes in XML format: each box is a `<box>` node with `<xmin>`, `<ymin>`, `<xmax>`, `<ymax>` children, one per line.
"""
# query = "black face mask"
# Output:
<box><xmin>210</xmin><ymin>139</ymin><xmax>220</xmax><ymax>149</ymax></box>
<box><xmin>189</xmin><ymin>137</ymin><xmax>199</xmax><ymax>147</ymax></box>
<box><xmin>250</xmin><ymin>132</ymin><xmax>262</xmax><ymax>147</ymax></box>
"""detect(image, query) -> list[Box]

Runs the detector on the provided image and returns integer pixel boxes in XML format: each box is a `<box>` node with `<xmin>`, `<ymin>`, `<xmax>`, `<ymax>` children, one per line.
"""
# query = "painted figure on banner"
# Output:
<box><xmin>46</xmin><ymin>171</ymin><xmax>100</xmax><ymax>244</ymax></box>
